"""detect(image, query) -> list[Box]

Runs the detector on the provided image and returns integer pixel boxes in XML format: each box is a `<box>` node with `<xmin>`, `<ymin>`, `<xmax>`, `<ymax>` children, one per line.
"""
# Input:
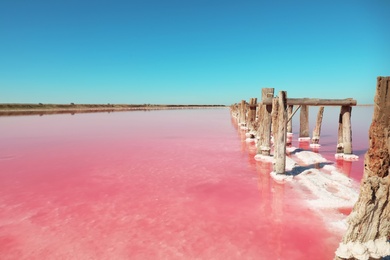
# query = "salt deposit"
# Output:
<box><xmin>335</xmin><ymin>237</ymin><xmax>390</xmax><ymax>260</ymax></box>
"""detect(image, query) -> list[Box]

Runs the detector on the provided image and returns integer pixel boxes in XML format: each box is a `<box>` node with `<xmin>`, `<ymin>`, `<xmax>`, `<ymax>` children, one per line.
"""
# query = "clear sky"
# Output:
<box><xmin>1</xmin><ymin>0</ymin><xmax>389</xmax><ymax>105</ymax></box>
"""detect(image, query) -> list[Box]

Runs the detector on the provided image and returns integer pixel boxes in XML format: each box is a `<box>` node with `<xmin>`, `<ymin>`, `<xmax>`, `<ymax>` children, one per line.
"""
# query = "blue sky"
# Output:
<box><xmin>0</xmin><ymin>0</ymin><xmax>389</xmax><ymax>105</ymax></box>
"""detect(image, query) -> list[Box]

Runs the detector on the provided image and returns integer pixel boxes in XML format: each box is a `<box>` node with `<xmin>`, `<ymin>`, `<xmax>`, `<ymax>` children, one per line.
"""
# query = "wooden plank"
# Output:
<box><xmin>261</xmin><ymin>98</ymin><xmax>357</xmax><ymax>106</ymax></box>
<box><xmin>274</xmin><ymin>91</ymin><xmax>287</xmax><ymax>174</ymax></box>
<box><xmin>312</xmin><ymin>107</ymin><xmax>324</xmax><ymax>144</ymax></box>
<box><xmin>256</xmin><ymin>88</ymin><xmax>274</xmax><ymax>155</ymax></box>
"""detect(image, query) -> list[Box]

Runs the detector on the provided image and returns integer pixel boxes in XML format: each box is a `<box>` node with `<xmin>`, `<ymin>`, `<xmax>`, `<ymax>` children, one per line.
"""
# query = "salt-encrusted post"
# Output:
<box><xmin>311</xmin><ymin>106</ymin><xmax>324</xmax><ymax>145</ymax></box>
<box><xmin>299</xmin><ymin>105</ymin><xmax>310</xmax><ymax>141</ymax></box>
<box><xmin>335</xmin><ymin>76</ymin><xmax>390</xmax><ymax>259</ymax></box>
<box><xmin>257</xmin><ymin>88</ymin><xmax>274</xmax><ymax>155</ymax></box>
<box><xmin>336</xmin><ymin>107</ymin><xmax>344</xmax><ymax>154</ymax></box>
<box><xmin>239</xmin><ymin>100</ymin><xmax>246</xmax><ymax>125</ymax></box>
<box><xmin>273</xmin><ymin>91</ymin><xmax>287</xmax><ymax>174</ymax></box>
<box><xmin>336</xmin><ymin>106</ymin><xmax>353</xmax><ymax>154</ymax></box>
<box><xmin>342</xmin><ymin>106</ymin><xmax>352</xmax><ymax>154</ymax></box>
<box><xmin>247</xmin><ymin>98</ymin><xmax>257</xmax><ymax>131</ymax></box>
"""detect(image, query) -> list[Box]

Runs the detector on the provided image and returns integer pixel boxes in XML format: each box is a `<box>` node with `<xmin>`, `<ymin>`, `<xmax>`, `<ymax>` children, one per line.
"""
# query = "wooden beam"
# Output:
<box><xmin>261</xmin><ymin>98</ymin><xmax>357</xmax><ymax>106</ymax></box>
<box><xmin>287</xmin><ymin>105</ymin><xmax>301</xmax><ymax>123</ymax></box>
<box><xmin>287</xmin><ymin>105</ymin><xmax>293</xmax><ymax>133</ymax></box>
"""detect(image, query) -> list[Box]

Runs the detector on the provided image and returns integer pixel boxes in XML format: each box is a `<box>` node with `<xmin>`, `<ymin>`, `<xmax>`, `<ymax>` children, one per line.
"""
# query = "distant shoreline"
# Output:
<box><xmin>0</xmin><ymin>103</ymin><xmax>227</xmax><ymax>116</ymax></box>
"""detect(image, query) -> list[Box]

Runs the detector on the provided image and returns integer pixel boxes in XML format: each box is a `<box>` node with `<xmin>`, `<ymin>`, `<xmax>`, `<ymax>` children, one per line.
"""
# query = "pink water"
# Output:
<box><xmin>0</xmin><ymin>107</ymin><xmax>372</xmax><ymax>259</ymax></box>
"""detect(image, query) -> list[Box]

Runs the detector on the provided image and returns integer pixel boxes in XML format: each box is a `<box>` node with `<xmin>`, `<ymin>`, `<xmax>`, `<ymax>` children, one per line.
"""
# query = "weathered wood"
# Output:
<box><xmin>257</xmin><ymin>88</ymin><xmax>274</xmax><ymax>155</ymax></box>
<box><xmin>271</xmin><ymin>97</ymin><xmax>279</xmax><ymax>143</ymax></box>
<box><xmin>261</xmin><ymin>97</ymin><xmax>357</xmax><ymax>106</ymax></box>
<box><xmin>299</xmin><ymin>105</ymin><xmax>309</xmax><ymax>139</ymax></box>
<box><xmin>247</xmin><ymin>98</ymin><xmax>257</xmax><ymax>131</ymax></box>
<box><xmin>336</xmin><ymin>107</ymin><xmax>344</xmax><ymax>153</ymax></box>
<box><xmin>273</xmin><ymin>91</ymin><xmax>287</xmax><ymax>174</ymax></box>
<box><xmin>342</xmin><ymin>106</ymin><xmax>352</xmax><ymax>154</ymax></box>
<box><xmin>239</xmin><ymin>100</ymin><xmax>246</xmax><ymax>125</ymax></box>
<box><xmin>287</xmin><ymin>105</ymin><xmax>293</xmax><ymax>133</ymax></box>
<box><xmin>287</xmin><ymin>105</ymin><xmax>301</xmax><ymax>124</ymax></box>
<box><xmin>335</xmin><ymin>76</ymin><xmax>390</xmax><ymax>260</ymax></box>
<box><xmin>312</xmin><ymin>107</ymin><xmax>324</xmax><ymax>144</ymax></box>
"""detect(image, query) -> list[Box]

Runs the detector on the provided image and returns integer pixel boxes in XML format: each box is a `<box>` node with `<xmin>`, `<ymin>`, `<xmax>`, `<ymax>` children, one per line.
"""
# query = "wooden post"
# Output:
<box><xmin>336</xmin><ymin>106</ymin><xmax>352</xmax><ymax>154</ymax></box>
<box><xmin>273</xmin><ymin>91</ymin><xmax>287</xmax><ymax>174</ymax></box>
<box><xmin>336</xmin><ymin>107</ymin><xmax>344</xmax><ymax>153</ymax></box>
<box><xmin>335</xmin><ymin>76</ymin><xmax>390</xmax><ymax>260</ymax></box>
<box><xmin>311</xmin><ymin>106</ymin><xmax>324</xmax><ymax>144</ymax></box>
<box><xmin>239</xmin><ymin>100</ymin><xmax>246</xmax><ymax>125</ymax></box>
<box><xmin>248</xmin><ymin>98</ymin><xmax>257</xmax><ymax>131</ymax></box>
<box><xmin>342</xmin><ymin>106</ymin><xmax>352</xmax><ymax>154</ymax></box>
<box><xmin>287</xmin><ymin>105</ymin><xmax>293</xmax><ymax>133</ymax></box>
<box><xmin>271</xmin><ymin>97</ymin><xmax>279</xmax><ymax>140</ymax></box>
<box><xmin>257</xmin><ymin>88</ymin><xmax>274</xmax><ymax>155</ymax></box>
<box><xmin>299</xmin><ymin>105</ymin><xmax>309</xmax><ymax>140</ymax></box>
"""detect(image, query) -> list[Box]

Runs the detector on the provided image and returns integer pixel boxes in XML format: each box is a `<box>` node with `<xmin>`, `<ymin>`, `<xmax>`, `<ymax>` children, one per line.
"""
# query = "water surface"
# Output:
<box><xmin>0</xmin><ymin>108</ymin><xmax>372</xmax><ymax>259</ymax></box>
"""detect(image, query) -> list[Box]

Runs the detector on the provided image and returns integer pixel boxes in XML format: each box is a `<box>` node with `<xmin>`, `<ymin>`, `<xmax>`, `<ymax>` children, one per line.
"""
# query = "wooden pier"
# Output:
<box><xmin>231</xmin><ymin>89</ymin><xmax>357</xmax><ymax>174</ymax></box>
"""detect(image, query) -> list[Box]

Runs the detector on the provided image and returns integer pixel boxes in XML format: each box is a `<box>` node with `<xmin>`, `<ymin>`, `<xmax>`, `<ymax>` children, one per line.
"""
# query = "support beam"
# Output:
<box><xmin>342</xmin><ymin>106</ymin><xmax>352</xmax><ymax>154</ymax></box>
<box><xmin>273</xmin><ymin>91</ymin><xmax>287</xmax><ymax>174</ymax></box>
<box><xmin>261</xmin><ymin>98</ymin><xmax>356</xmax><ymax>106</ymax></box>
<box><xmin>336</xmin><ymin>107</ymin><xmax>344</xmax><ymax>154</ymax></box>
<box><xmin>287</xmin><ymin>105</ymin><xmax>293</xmax><ymax>133</ymax></box>
<box><xmin>312</xmin><ymin>107</ymin><xmax>324</xmax><ymax>144</ymax></box>
<box><xmin>239</xmin><ymin>100</ymin><xmax>246</xmax><ymax>125</ymax></box>
<box><xmin>299</xmin><ymin>105</ymin><xmax>309</xmax><ymax>140</ymax></box>
<box><xmin>247</xmin><ymin>98</ymin><xmax>257</xmax><ymax>131</ymax></box>
<box><xmin>256</xmin><ymin>88</ymin><xmax>274</xmax><ymax>155</ymax></box>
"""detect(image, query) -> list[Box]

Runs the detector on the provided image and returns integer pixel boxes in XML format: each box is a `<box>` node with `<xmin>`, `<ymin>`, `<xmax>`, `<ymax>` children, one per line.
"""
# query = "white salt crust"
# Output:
<box><xmin>270</xmin><ymin>171</ymin><xmax>293</xmax><ymax>183</ymax></box>
<box><xmin>283</xmin><ymin>150</ymin><xmax>359</xmax><ymax>231</ymax></box>
<box><xmin>254</xmin><ymin>154</ymin><xmax>273</xmax><ymax>162</ymax></box>
<box><xmin>335</xmin><ymin>153</ymin><xmax>359</xmax><ymax>161</ymax></box>
<box><xmin>298</xmin><ymin>137</ymin><xmax>311</xmax><ymax>142</ymax></box>
<box><xmin>335</xmin><ymin>237</ymin><xmax>390</xmax><ymax>260</ymax></box>
<box><xmin>245</xmin><ymin>138</ymin><xmax>256</xmax><ymax>143</ymax></box>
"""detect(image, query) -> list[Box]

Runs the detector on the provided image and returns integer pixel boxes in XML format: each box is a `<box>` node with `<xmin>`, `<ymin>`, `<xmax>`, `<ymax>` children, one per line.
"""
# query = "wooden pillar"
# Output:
<box><xmin>287</xmin><ymin>105</ymin><xmax>293</xmax><ymax>133</ymax></box>
<box><xmin>256</xmin><ymin>88</ymin><xmax>274</xmax><ymax>155</ymax></box>
<box><xmin>239</xmin><ymin>100</ymin><xmax>246</xmax><ymax>125</ymax></box>
<box><xmin>336</xmin><ymin>106</ymin><xmax>352</xmax><ymax>154</ymax></box>
<box><xmin>273</xmin><ymin>91</ymin><xmax>287</xmax><ymax>174</ymax></box>
<box><xmin>335</xmin><ymin>76</ymin><xmax>390</xmax><ymax>260</ymax></box>
<box><xmin>248</xmin><ymin>98</ymin><xmax>257</xmax><ymax>131</ymax></box>
<box><xmin>336</xmin><ymin>107</ymin><xmax>344</xmax><ymax>153</ymax></box>
<box><xmin>271</xmin><ymin>97</ymin><xmax>279</xmax><ymax>140</ymax></box>
<box><xmin>342</xmin><ymin>106</ymin><xmax>352</xmax><ymax>154</ymax></box>
<box><xmin>299</xmin><ymin>105</ymin><xmax>309</xmax><ymax>140</ymax></box>
<box><xmin>311</xmin><ymin>106</ymin><xmax>324</xmax><ymax>144</ymax></box>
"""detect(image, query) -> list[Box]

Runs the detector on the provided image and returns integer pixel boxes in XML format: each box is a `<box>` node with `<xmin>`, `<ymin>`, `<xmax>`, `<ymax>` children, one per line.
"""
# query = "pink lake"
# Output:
<box><xmin>0</xmin><ymin>107</ymin><xmax>373</xmax><ymax>259</ymax></box>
